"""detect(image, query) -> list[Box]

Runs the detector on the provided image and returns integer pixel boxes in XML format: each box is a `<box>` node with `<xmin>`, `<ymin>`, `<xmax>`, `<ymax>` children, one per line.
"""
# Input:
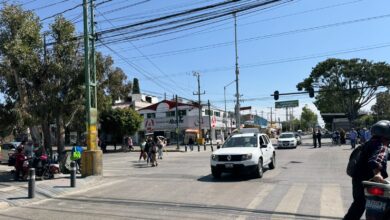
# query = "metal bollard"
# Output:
<box><xmin>211</xmin><ymin>146</ymin><xmax>214</xmax><ymax>152</ymax></box>
<box><xmin>204</xmin><ymin>143</ymin><xmax>206</xmax><ymax>151</ymax></box>
<box><xmin>198</xmin><ymin>144</ymin><xmax>200</xmax><ymax>152</ymax></box>
<box><xmin>28</xmin><ymin>168</ymin><xmax>35</xmax><ymax>198</ymax></box>
<box><xmin>185</xmin><ymin>145</ymin><xmax>187</xmax><ymax>152</ymax></box>
<box><xmin>70</xmin><ymin>161</ymin><xmax>76</xmax><ymax>187</ymax></box>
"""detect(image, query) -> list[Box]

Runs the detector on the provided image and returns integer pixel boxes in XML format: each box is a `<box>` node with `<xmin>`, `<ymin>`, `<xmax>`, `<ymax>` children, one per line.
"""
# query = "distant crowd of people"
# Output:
<box><xmin>312</xmin><ymin>127</ymin><xmax>372</xmax><ymax>149</ymax></box>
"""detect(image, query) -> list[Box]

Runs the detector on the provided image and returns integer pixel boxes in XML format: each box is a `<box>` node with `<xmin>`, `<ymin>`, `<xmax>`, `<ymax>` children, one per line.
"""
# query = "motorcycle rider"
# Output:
<box><xmin>344</xmin><ymin>120</ymin><xmax>390</xmax><ymax>220</ymax></box>
<box><xmin>13</xmin><ymin>146</ymin><xmax>28</xmax><ymax>181</ymax></box>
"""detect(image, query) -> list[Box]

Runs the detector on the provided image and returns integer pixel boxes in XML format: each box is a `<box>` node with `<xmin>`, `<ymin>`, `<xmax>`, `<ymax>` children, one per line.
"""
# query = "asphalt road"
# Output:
<box><xmin>0</xmin><ymin>136</ymin><xmax>383</xmax><ymax>219</ymax></box>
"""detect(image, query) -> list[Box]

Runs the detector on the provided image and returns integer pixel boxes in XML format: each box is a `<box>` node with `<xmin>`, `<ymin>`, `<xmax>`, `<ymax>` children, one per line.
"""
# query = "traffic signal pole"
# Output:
<box><xmin>82</xmin><ymin>0</ymin><xmax>102</xmax><ymax>176</ymax></box>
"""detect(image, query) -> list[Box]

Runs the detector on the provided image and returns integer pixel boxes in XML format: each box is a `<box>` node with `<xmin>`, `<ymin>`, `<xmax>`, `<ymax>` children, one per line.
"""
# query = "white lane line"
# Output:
<box><xmin>320</xmin><ymin>184</ymin><xmax>344</xmax><ymax>219</ymax></box>
<box><xmin>271</xmin><ymin>184</ymin><xmax>307</xmax><ymax>220</ymax></box>
<box><xmin>236</xmin><ymin>184</ymin><xmax>275</xmax><ymax>220</ymax></box>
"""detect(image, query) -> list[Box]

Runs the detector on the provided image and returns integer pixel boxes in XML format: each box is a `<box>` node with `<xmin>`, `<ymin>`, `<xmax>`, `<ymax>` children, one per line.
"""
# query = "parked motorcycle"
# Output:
<box><xmin>32</xmin><ymin>154</ymin><xmax>60</xmax><ymax>180</ymax></box>
<box><xmin>363</xmin><ymin>180</ymin><xmax>390</xmax><ymax>219</ymax></box>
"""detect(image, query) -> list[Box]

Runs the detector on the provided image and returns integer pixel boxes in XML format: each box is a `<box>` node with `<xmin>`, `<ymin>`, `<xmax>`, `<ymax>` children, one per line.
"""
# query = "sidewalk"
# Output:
<box><xmin>0</xmin><ymin>165</ymin><xmax>104</xmax><ymax>210</ymax></box>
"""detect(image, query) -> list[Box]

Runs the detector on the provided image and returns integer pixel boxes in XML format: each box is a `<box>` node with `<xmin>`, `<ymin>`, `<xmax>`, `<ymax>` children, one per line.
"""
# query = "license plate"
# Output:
<box><xmin>366</xmin><ymin>199</ymin><xmax>387</xmax><ymax>211</ymax></box>
<box><xmin>225</xmin><ymin>163</ymin><xmax>234</xmax><ymax>168</ymax></box>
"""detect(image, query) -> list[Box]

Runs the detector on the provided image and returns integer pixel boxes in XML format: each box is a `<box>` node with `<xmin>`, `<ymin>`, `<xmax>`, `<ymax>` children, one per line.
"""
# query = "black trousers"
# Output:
<box><xmin>344</xmin><ymin>178</ymin><xmax>365</xmax><ymax>220</ymax></box>
<box><xmin>317</xmin><ymin>137</ymin><xmax>321</xmax><ymax>147</ymax></box>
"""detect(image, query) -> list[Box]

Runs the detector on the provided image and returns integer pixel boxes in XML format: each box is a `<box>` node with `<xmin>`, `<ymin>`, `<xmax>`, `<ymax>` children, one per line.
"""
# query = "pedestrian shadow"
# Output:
<box><xmin>132</xmin><ymin>163</ymin><xmax>151</xmax><ymax>169</ymax></box>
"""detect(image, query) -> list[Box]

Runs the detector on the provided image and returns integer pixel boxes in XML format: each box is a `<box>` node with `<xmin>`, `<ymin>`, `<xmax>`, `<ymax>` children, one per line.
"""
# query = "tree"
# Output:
<box><xmin>0</xmin><ymin>5</ymin><xmax>43</xmax><ymax>141</ymax></box>
<box><xmin>297</xmin><ymin>58</ymin><xmax>390</xmax><ymax>122</ymax></box>
<box><xmin>300</xmin><ymin>106</ymin><xmax>318</xmax><ymax>130</ymax></box>
<box><xmin>100</xmin><ymin>108</ymin><xmax>143</xmax><ymax>143</ymax></box>
<box><xmin>132</xmin><ymin>78</ymin><xmax>140</xmax><ymax>94</ymax></box>
<box><xmin>371</xmin><ymin>91</ymin><xmax>390</xmax><ymax>121</ymax></box>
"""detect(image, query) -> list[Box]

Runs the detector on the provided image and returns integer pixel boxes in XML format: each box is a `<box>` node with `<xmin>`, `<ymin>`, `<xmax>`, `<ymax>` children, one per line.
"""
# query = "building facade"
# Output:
<box><xmin>138</xmin><ymin>100</ymin><xmax>232</xmax><ymax>144</ymax></box>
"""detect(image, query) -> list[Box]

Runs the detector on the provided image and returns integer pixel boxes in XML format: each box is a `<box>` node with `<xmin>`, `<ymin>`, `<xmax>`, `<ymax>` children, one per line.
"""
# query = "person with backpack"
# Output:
<box><xmin>344</xmin><ymin>120</ymin><xmax>390</xmax><ymax>220</ymax></box>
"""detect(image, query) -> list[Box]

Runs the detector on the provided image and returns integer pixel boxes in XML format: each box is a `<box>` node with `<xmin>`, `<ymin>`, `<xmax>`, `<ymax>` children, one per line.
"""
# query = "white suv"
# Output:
<box><xmin>210</xmin><ymin>132</ymin><xmax>275</xmax><ymax>178</ymax></box>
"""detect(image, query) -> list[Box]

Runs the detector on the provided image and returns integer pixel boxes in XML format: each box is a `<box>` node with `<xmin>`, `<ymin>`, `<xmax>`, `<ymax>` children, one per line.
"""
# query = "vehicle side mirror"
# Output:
<box><xmin>261</xmin><ymin>144</ymin><xmax>267</xmax><ymax>148</ymax></box>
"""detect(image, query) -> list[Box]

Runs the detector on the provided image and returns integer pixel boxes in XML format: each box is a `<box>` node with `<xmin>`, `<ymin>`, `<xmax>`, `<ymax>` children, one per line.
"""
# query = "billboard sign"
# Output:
<box><xmin>275</xmin><ymin>100</ymin><xmax>299</xmax><ymax>109</ymax></box>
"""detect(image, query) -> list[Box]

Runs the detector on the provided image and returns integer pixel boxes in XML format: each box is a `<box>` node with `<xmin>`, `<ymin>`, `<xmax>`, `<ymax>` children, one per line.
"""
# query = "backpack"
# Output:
<box><xmin>70</xmin><ymin>146</ymin><xmax>82</xmax><ymax>161</ymax></box>
<box><xmin>346</xmin><ymin>143</ymin><xmax>367</xmax><ymax>178</ymax></box>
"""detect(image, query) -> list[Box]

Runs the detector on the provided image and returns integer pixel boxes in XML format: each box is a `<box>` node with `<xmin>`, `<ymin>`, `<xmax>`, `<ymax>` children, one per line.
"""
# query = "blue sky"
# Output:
<box><xmin>5</xmin><ymin>0</ymin><xmax>390</xmax><ymax>124</ymax></box>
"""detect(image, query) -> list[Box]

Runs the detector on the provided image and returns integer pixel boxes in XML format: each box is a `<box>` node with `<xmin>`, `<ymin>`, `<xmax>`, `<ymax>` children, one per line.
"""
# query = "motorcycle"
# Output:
<box><xmin>31</xmin><ymin>154</ymin><xmax>60</xmax><ymax>180</ymax></box>
<box><xmin>363</xmin><ymin>180</ymin><xmax>390</xmax><ymax>219</ymax></box>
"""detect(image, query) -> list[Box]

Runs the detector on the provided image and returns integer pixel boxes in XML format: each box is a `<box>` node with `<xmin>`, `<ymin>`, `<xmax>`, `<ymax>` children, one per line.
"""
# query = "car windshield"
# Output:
<box><xmin>223</xmin><ymin>136</ymin><xmax>257</xmax><ymax>148</ymax></box>
<box><xmin>279</xmin><ymin>134</ymin><xmax>294</xmax><ymax>138</ymax></box>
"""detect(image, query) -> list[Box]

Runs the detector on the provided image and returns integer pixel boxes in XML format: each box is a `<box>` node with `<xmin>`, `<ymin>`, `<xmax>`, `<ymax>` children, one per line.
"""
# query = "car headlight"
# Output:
<box><xmin>241</xmin><ymin>153</ymin><xmax>252</xmax><ymax>160</ymax></box>
<box><xmin>211</xmin><ymin>154</ymin><xmax>218</xmax><ymax>161</ymax></box>
<box><xmin>290</xmin><ymin>140</ymin><xmax>295</xmax><ymax>143</ymax></box>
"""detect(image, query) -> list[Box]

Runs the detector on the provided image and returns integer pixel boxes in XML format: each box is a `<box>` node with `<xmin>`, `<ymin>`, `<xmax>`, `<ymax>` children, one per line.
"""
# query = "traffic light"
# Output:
<box><xmin>274</xmin><ymin>90</ymin><xmax>279</xmax><ymax>100</ymax></box>
<box><xmin>308</xmin><ymin>87</ymin><xmax>314</xmax><ymax>98</ymax></box>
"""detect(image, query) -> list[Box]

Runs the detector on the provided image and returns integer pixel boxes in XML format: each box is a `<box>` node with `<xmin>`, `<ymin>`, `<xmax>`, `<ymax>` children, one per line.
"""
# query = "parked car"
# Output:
<box><xmin>210</xmin><ymin>131</ymin><xmax>275</xmax><ymax>179</ymax></box>
<box><xmin>0</xmin><ymin>142</ymin><xmax>21</xmax><ymax>164</ymax></box>
<box><xmin>277</xmin><ymin>132</ymin><xmax>298</xmax><ymax>149</ymax></box>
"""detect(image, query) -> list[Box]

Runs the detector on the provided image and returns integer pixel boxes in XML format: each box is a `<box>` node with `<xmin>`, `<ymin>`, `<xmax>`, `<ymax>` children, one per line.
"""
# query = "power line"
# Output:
<box><xmin>120</xmin><ymin>41</ymin><xmax>390</xmax><ymax>81</ymax></box>
<box><xmin>95</xmin><ymin>8</ymin><xmax>193</xmax><ymax>97</ymax></box>
<box><xmin>115</xmin><ymin>12</ymin><xmax>390</xmax><ymax>60</ymax></box>
<box><xmin>124</xmin><ymin>0</ymin><xmax>365</xmax><ymax>50</ymax></box>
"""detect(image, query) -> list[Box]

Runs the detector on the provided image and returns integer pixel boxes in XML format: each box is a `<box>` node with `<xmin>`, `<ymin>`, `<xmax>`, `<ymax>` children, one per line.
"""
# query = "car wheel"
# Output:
<box><xmin>211</xmin><ymin>167</ymin><xmax>221</xmax><ymax>179</ymax></box>
<box><xmin>254</xmin><ymin>158</ymin><xmax>263</xmax><ymax>178</ymax></box>
<box><xmin>269</xmin><ymin>153</ymin><xmax>276</xmax><ymax>169</ymax></box>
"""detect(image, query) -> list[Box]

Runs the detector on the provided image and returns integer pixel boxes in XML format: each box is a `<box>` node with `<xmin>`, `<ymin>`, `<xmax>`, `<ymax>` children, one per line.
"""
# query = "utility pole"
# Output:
<box><xmin>193</xmin><ymin>72</ymin><xmax>205</xmax><ymax>143</ymax></box>
<box><xmin>233</xmin><ymin>12</ymin><xmax>240</xmax><ymax>129</ymax></box>
<box><xmin>269</xmin><ymin>107</ymin><xmax>273</xmax><ymax>128</ymax></box>
<box><xmin>285</xmin><ymin>107</ymin><xmax>288</xmax><ymax>131</ymax></box>
<box><xmin>224</xmin><ymin>80</ymin><xmax>235</xmax><ymax>136</ymax></box>
<box><xmin>82</xmin><ymin>0</ymin><xmax>102</xmax><ymax>177</ymax></box>
<box><xmin>208</xmin><ymin>100</ymin><xmax>213</xmax><ymax>149</ymax></box>
<box><xmin>175</xmin><ymin>95</ymin><xmax>179</xmax><ymax>150</ymax></box>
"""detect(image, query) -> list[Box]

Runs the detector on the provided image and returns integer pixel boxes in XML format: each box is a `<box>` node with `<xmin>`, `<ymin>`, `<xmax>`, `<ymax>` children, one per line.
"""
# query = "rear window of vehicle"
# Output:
<box><xmin>223</xmin><ymin>136</ymin><xmax>257</xmax><ymax>148</ymax></box>
<box><xmin>279</xmin><ymin>134</ymin><xmax>294</xmax><ymax>138</ymax></box>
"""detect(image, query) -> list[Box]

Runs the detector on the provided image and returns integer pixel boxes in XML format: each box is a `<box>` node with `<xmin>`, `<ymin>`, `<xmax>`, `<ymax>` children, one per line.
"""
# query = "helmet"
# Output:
<box><xmin>371</xmin><ymin>120</ymin><xmax>390</xmax><ymax>139</ymax></box>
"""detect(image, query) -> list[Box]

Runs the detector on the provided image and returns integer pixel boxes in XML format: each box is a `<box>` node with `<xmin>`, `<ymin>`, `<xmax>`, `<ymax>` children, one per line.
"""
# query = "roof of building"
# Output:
<box><xmin>138</xmin><ymin>100</ymin><xmax>199</xmax><ymax>111</ymax></box>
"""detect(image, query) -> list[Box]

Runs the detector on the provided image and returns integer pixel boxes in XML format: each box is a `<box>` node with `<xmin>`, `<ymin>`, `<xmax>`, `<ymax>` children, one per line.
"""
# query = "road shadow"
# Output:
<box><xmin>0</xmin><ymin>170</ymin><xmax>15</xmax><ymax>182</ymax></box>
<box><xmin>132</xmin><ymin>163</ymin><xmax>152</xmax><ymax>169</ymax></box>
<box><xmin>197</xmin><ymin>168</ymin><xmax>272</xmax><ymax>182</ymax></box>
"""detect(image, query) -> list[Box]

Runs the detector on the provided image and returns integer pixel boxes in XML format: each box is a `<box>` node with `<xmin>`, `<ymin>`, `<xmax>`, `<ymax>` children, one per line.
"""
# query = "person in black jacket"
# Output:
<box><xmin>343</xmin><ymin>120</ymin><xmax>390</xmax><ymax>220</ymax></box>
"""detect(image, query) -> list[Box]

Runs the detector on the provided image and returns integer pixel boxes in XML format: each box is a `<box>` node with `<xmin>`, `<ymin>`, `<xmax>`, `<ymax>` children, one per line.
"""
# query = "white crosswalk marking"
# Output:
<box><xmin>271</xmin><ymin>184</ymin><xmax>307</xmax><ymax>220</ymax></box>
<box><xmin>320</xmin><ymin>184</ymin><xmax>344</xmax><ymax>219</ymax></box>
<box><xmin>236</xmin><ymin>184</ymin><xmax>276</xmax><ymax>220</ymax></box>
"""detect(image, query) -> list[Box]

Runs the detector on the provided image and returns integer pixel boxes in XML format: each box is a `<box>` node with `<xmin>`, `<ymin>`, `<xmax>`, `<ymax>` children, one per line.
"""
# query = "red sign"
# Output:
<box><xmin>211</xmin><ymin>116</ymin><xmax>216</xmax><ymax>128</ymax></box>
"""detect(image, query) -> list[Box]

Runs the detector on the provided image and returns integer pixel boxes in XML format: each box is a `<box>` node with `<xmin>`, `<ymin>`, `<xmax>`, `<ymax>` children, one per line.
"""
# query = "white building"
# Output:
<box><xmin>138</xmin><ymin>100</ymin><xmax>233</xmax><ymax>144</ymax></box>
<box><xmin>113</xmin><ymin>93</ymin><xmax>159</xmax><ymax>110</ymax></box>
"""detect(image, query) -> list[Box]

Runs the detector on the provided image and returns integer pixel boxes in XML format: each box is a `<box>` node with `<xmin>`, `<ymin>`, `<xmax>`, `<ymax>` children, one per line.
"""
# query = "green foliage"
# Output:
<box><xmin>297</xmin><ymin>58</ymin><xmax>390</xmax><ymax>121</ymax></box>
<box><xmin>132</xmin><ymin>78</ymin><xmax>140</xmax><ymax>94</ymax></box>
<box><xmin>96</xmin><ymin>52</ymin><xmax>132</xmax><ymax>112</ymax></box>
<box><xmin>0</xmin><ymin>5</ymin><xmax>43</xmax><ymax>129</ymax></box>
<box><xmin>355</xmin><ymin>114</ymin><xmax>375</xmax><ymax>128</ymax></box>
<box><xmin>371</xmin><ymin>91</ymin><xmax>390</xmax><ymax>121</ymax></box>
<box><xmin>300</xmin><ymin>106</ymin><xmax>318</xmax><ymax>130</ymax></box>
<box><xmin>100</xmin><ymin>108</ymin><xmax>143</xmax><ymax>139</ymax></box>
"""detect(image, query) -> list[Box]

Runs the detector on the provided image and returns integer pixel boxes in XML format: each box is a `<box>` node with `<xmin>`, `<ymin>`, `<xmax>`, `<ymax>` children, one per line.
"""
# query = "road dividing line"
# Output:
<box><xmin>271</xmin><ymin>183</ymin><xmax>307</xmax><ymax>220</ymax></box>
<box><xmin>320</xmin><ymin>184</ymin><xmax>344</xmax><ymax>219</ymax></box>
<box><xmin>236</xmin><ymin>184</ymin><xmax>275</xmax><ymax>220</ymax></box>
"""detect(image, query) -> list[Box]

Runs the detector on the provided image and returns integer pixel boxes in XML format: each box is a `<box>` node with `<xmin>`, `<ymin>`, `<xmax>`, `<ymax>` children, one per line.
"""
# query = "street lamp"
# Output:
<box><xmin>224</xmin><ymin>80</ymin><xmax>236</xmax><ymax>135</ymax></box>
